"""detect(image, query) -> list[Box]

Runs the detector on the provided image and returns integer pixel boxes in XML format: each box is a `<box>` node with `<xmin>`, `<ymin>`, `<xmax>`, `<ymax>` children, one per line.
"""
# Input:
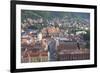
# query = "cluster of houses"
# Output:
<box><xmin>21</xmin><ymin>29</ymin><xmax>49</xmax><ymax>63</ymax></box>
<box><xmin>21</xmin><ymin>17</ymin><xmax>90</xmax><ymax>63</ymax></box>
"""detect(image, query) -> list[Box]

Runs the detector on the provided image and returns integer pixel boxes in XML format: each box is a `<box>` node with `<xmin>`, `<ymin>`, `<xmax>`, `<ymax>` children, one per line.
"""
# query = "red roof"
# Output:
<box><xmin>22</xmin><ymin>50</ymin><xmax>48</xmax><ymax>58</ymax></box>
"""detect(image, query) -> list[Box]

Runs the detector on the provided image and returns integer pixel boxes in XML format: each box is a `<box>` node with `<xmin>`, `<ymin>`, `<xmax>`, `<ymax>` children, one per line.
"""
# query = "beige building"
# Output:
<box><xmin>21</xmin><ymin>50</ymin><xmax>48</xmax><ymax>63</ymax></box>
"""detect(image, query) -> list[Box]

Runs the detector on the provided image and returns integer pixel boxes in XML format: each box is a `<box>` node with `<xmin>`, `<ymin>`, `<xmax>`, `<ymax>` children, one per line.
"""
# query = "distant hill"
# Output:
<box><xmin>21</xmin><ymin>10</ymin><xmax>90</xmax><ymax>24</ymax></box>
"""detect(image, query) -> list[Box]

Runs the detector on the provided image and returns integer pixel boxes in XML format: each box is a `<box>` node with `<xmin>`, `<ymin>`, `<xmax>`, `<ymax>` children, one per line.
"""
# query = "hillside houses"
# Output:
<box><xmin>21</xmin><ymin>11</ymin><xmax>90</xmax><ymax>63</ymax></box>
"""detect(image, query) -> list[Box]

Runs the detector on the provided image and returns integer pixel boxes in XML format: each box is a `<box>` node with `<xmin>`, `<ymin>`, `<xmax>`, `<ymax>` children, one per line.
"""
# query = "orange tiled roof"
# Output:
<box><xmin>22</xmin><ymin>50</ymin><xmax>48</xmax><ymax>58</ymax></box>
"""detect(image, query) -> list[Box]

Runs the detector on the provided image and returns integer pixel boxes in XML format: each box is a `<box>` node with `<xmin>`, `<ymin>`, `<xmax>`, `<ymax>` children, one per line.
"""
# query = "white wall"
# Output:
<box><xmin>0</xmin><ymin>0</ymin><xmax>99</xmax><ymax>73</ymax></box>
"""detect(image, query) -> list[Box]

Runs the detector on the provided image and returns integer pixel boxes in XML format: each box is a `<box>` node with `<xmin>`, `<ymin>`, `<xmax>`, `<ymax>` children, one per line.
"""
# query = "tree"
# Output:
<box><xmin>82</xmin><ymin>30</ymin><xmax>90</xmax><ymax>49</ymax></box>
